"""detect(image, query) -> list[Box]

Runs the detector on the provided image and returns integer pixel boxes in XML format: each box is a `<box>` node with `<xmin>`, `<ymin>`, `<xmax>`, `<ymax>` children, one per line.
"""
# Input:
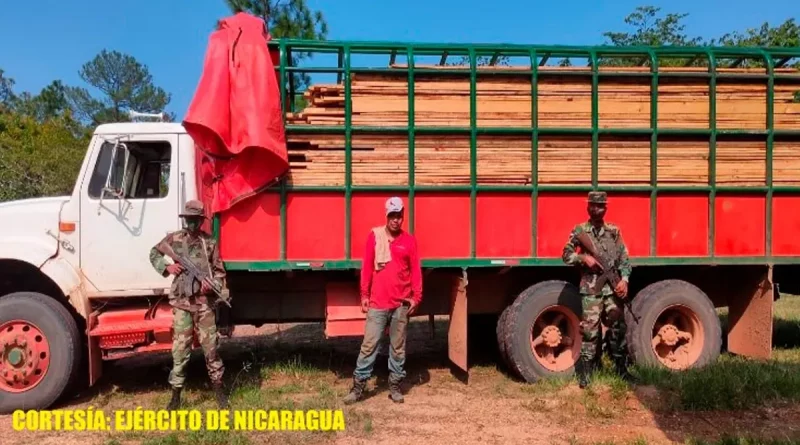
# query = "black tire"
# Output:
<box><xmin>0</xmin><ymin>292</ymin><xmax>82</xmax><ymax>414</ymax></box>
<box><xmin>495</xmin><ymin>305</ymin><xmax>518</xmax><ymax>377</ymax></box>
<box><xmin>503</xmin><ymin>280</ymin><xmax>583</xmax><ymax>382</ymax></box>
<box><xmin>625</xmin><ymin>279</ymin><xmax>721</xmax><ymax>370</ymax></box>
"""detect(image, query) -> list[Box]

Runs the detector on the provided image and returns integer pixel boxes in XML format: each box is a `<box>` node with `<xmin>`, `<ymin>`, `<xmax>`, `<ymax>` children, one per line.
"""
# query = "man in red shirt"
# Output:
<box><xmin>343</xmin><ymin>197</ymin><xmax>423</xmax><ymax>404</ymax></box>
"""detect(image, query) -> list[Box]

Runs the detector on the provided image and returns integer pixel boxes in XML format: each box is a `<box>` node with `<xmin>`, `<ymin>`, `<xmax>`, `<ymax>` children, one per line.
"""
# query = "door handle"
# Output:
<box><xmin>46</xmin><ymin>230</ymin><xmax>76</xmax><ymax>253</ymax></box>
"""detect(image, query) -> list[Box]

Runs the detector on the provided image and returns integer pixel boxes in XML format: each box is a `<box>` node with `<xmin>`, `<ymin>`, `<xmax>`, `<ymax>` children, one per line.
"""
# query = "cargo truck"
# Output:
<box><xmin>1</xmin><ymin>39</ymin><xmax>799</xmax><ymax>413</ymax></box>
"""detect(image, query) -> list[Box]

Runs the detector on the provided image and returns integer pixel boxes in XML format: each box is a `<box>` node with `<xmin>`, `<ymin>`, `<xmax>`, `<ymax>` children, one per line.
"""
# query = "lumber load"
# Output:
<box><xmin>283</xmin><ymin>65</ymin><xmax>800</xmax><ymax>187</ymax></box>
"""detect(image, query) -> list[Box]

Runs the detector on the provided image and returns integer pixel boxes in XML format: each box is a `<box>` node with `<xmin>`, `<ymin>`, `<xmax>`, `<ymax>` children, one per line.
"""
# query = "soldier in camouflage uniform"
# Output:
<box><xmin>149</xmin><ymin>200</ymin><xmax>229</xmax><ymax>409</ymax></box>
<box><xmin>562</xmin><ymin>191</ymin><xmax>634</xmax><ymax>388</ymax></box>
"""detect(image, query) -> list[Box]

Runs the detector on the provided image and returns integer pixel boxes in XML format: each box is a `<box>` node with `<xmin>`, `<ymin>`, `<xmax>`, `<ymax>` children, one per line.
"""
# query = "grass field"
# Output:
<box><xmin>2</xmin><ymin>295</ymin><xmax>800</xmax><ymax>445</ymax></box>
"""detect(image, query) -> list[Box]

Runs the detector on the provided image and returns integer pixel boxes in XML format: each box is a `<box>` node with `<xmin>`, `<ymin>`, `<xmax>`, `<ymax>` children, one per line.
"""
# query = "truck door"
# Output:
<box><xmin>79</xmin><ymin>133</ymin><xmax>181</xmax><ymax>293</ymax></box>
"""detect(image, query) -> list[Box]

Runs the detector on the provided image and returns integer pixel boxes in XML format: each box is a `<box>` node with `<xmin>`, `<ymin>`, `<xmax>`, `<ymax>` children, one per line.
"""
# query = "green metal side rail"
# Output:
<box><xmin>219</xmin><ymin>40</ymin><xmax>800</xmax><ymax>272</ymax></box>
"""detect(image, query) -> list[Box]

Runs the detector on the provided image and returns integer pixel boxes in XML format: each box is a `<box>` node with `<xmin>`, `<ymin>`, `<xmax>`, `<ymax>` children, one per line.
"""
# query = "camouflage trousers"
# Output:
<box><xmin>169</xmin><ymin>306</ymin><xmax>224</xmax><ymax>388</ymax></box>
<box><xmin>580</xmin><ymin>293</ymin><xmax>628</xmax><ymax>364</ymax></box>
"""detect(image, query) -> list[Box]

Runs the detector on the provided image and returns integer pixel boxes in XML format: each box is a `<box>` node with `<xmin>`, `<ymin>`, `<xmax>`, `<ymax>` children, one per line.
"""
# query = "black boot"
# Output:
<box><xmin>388</xmin><ymin>374</ymin><xmax>404</xmax><ymax>404</ymax></box>
<box><xmin>575</xmin><ymin>357</ymin><xmax>590</xmax><ymax>389</ymax></box>
<box><xmin>214</xmin><ymin>382</ymin><xmax>229</xmax><ymax>409</ymax></box>
<box><xmin>614</xmin><ymin>357</ymin><xmax>636</xmax><ymax>384</ymax></box>
<box><xmin>167</xmin><ymin>387</ymin><xmax>182</xmax><ymax>410</ymax></box>
<box><xmin>342</xmin><ymin>377</ymin><xmax>368</xmax><ymax>405</ymax></box>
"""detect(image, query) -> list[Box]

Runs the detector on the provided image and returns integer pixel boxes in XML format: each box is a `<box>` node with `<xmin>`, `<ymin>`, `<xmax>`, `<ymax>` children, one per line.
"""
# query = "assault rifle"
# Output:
<box><xmin>574</xmin><ymin>231</ymin><xmax>638</xmax><ymax>321</ymax></box>
<box><xmin>156</xmin><ymin>241</ymin><xmax>231</xmax><ymax>307</ymax></box>
<box><xmin>574</xmin><ymin>231</ymin><xmax>623</xmax><ymax>297</ymax></box>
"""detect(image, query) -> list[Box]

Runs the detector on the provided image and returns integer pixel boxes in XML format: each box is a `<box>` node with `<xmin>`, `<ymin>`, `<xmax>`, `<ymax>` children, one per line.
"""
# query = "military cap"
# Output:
<box><xmin>179</xmin><ymin>200</ymin><xmax>206</xmax><ymax>218</ymax></box>
<box><xmin>587</xmin><ymin>191</ymin><xmax>608</xmax><ymax>204</ymax></box>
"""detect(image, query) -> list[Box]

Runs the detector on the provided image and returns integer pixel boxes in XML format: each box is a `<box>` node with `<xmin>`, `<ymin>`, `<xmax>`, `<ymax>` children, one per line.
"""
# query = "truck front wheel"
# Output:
<box><xmin>0</xmin><ymin>292</ymin><xmax>82</xmax><ymax>414</ymax></box>
<box><xmin>625</xmin><ymin>280</ymin><xmax>722</xmax><ymax>371</ymax></box>
<box><xmin>502</xmin><ymin>280</ymin><xmax>583</xmax><ymax>382</ymax></box>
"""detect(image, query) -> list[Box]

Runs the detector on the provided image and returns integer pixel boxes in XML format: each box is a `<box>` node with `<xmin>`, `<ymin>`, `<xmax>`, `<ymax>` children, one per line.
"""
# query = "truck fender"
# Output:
<box><xmin>39</xmin><ymin>256</ymin><xmax>102</xmax><ymax>387</ymax></box>
<box><xmin>39</xmin><ymin>256</ymin><xmax>92</xmax><ymax>320</ymax></box>
<box><xmin>0</xmin><ymin>237</ymin><xmax>58</xmax><ymax>269</ymax></box>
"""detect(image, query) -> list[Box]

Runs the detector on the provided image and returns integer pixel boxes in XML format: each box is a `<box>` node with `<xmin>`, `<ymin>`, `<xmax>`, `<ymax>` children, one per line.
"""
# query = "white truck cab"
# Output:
<box><xmin>0</xmin><ymin>122</ymin><xmax>199</xmax><ymax>412</ymax></box>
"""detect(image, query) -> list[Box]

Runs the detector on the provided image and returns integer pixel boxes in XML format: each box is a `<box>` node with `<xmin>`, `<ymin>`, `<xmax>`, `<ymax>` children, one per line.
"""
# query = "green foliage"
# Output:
<box><xmin>0</xmin><ymin>111</ymin><xmax>89</xmax><ymax>201</ymax></box>
<box><xmin>66</xmin><ymin>49</ymin><xmax>174</xmax><ymax>125</ymax></box>
<box><xmin>601</xmin><ymin>6</ymin><xmax>800</xmax><ymax>68</ymax></box>
<box><xmin>0</xmin><ymin>70</ymin><xmax>90</xmax><ymax>202</ymax></box>
<box><xmin>717</xmin><ymin>18</ymin><xmax>800</xmax><ymax>49</ymax></box>
<box><xmin>14</xmin><ymin>81</ymin><xmax>70</xmax><ymax>121</ymax></box>
<box><xmin>603</xmin><ymin>6</ymin><xmax>705</xmax><ymax>47</ymax></box>
<box><xmin>225</xmin><ymin>0</ymin><xmax>328</xmax><ymax>91</ymax></box>
<box><xmin>716</xmin><ymin>18</ymin><xmax>800</xmax><ymax>68</ymax></box>
<box><xmin>634</xmin><ymin>355</ymin><xmax>800</xmax><ymax>411</ymax></box>
<box><xmin>600</xmin><ymin>6</ymin><xmax>705</xmax><ymax>66</ymax></box>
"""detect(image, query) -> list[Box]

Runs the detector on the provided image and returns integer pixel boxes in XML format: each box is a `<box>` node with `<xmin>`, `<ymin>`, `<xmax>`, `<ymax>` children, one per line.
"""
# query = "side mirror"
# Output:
<box><xmin>103</xmin><ymin>142</ymin><xmax>130</xmax><ymax>199</ymax></box>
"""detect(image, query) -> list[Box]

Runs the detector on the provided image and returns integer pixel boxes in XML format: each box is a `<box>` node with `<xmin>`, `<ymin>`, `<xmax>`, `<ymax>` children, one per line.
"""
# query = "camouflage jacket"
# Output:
<box><xmin>149</xmin><ymin>230</ymin><xmax>226</xmax><ymax>312</ymax></box>
<box><xmin>562</xmin><ymin>221</ymin><xmax>632</xmax><ymax>296</ymax></box>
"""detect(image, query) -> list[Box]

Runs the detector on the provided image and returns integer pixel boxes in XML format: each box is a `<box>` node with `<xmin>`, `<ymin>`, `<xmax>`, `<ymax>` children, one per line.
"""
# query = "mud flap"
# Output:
<box><xmin>448</xmin><ymin>269</ymin><xmax>468</xmax><ymax>374</ymax></box>
<box><xmin>727</xmin><ymin>266</ymin><xmax>773</xmax><ymax>360</ymax></box>
<box><xmin>87</xmin><ymin>313</ymin><xmax>103</xmax><ymax>386</ymax></box>
<box><xmin>324</xmin><ymin>282</ymin><xmax>367</xmax><ymax>337</ymax></box>
<box><xmin>88</xmin><ymin>337</ymin><xmax>103</xmax><ymax>386</ymax></box>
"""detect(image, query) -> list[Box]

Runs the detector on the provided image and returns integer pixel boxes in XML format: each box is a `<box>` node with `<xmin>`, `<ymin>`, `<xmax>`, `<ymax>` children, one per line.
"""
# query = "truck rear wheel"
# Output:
<box><xmin>503</xmin><ymin>280</ymin><xmax>583</xmax><ymax>382</ymax></box>
<box><xmin>495</xmin><ymin>305</ymin><xmax>518</xmax><ymax>377</ymax></box>
<box><xmin>625</xmin><ymin>280</ymin><xmax>721</xmax><ymax>370</ymax></box>
<box><xmin>0</xmin><ymin>292</ymin><xmax>82</xmax><ymax>414</ymax></box>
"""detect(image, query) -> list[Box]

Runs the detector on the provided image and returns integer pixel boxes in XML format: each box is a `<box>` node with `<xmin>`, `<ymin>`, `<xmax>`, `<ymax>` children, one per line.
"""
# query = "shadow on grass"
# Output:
<box><xmin>64</xmin><ymin>317</ymin><xmax>450</xmax><ymax>410</ymax></box>
<box><xmin>59</xmin><ymin>319</ymin><xmax>453</xmax><ymax>444</ymax></box>
<box><xmin>47</xmin><ymin>298</ymin><xmax>800</xmax><ymax>445</ymax></box>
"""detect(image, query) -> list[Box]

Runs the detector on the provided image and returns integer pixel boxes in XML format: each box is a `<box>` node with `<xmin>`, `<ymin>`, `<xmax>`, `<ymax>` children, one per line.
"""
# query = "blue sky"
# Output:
<box><xmin>1</xmin><ymin>0</ymin><xmax>797</xmax><ymax>120</ymax></box>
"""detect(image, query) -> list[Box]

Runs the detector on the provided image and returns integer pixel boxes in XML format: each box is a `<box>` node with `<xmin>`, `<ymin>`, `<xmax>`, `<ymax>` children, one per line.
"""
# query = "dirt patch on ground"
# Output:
<box><xmin>2</xmin><ymin>320</ymin><xmax>800</xmax><ymax>445</ymax></box>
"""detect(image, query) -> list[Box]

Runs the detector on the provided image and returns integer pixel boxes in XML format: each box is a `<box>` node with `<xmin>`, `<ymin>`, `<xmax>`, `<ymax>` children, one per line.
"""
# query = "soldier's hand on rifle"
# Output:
<box><xmin>166</xmin><ymin>264</ymin><xmax>184</xmax><ymax>275</ymax></box>
<box><xmin>615</xmin><ymin>280</ymin><xmax>629</xmax><ymax>298</ymax></box>
<box><xmin>582</xmin><ymin>255</ymin><xmax>603</xmax><ymax>270</ymax></box>
<box><xmin>201</xmin><ymin>277</ymin><xmax>215</xmax><ymax>294</ymax></box>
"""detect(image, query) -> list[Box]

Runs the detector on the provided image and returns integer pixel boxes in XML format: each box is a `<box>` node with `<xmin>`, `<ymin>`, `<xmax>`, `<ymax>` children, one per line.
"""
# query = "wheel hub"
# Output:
<box><xmin>7</xmin><ymin>348</ymin><xmax>24</xmax><ymax>367</ymax></box>
<box><xmin>529</xmin><ymin>306</ymin><xmax>581</xmax><ymax>373</ymax></box>
<box><xmin>0</xmin><ymin>320</ymin><xmax>50</xmax><ymax>393</ymax></box>
<box><xmin>658</xmin><ymin>325</ymin><xmax>679</xmax><ymax>346</ymax></box>
<box><xmin>651</xmin><ymin>305</ymin><xmax>704</xmax><ymax>371</ymax></box>
<box><xmin>541</xmin><ymin>325</ymin><xmax>562</xmax><ymax>348</ymax></box>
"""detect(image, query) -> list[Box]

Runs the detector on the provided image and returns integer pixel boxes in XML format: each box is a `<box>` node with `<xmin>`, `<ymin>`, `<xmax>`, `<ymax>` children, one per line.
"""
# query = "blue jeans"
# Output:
<box><xmin>353</xmin><ymin>306</ymin><xmax>409</xmax><ymax>381</ymax></box>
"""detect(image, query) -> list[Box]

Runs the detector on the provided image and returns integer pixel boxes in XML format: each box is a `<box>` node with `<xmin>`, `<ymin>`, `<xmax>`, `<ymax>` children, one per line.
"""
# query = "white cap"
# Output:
<box><xmin>385</xmin><ymin>197</ymin><xmax>404</xmax><ymax>215</ymax></box>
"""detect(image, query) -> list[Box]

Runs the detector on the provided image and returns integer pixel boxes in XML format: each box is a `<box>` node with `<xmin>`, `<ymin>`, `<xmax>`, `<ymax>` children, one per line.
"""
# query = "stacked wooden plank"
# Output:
<box><xmin>284</xmin><ymin>65</ymin><xmax>800</xmax><ymax>187</ymax></box>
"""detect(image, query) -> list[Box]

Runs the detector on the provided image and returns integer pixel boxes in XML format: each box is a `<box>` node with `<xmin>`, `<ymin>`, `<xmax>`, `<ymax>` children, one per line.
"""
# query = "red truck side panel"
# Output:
<box><xmin>773</xmin><ymin>196</ymin><xmax>800</xmax><ymax>256</ymax></box>
<box><xmin>656</xmin><ymin>195</ymin><xmax>709</xmax><ymax>257</ymax></box>
<box><xmin>219</xmin><ymin>191</ymin><xmax>785</xmax><ymax>262</ymax></box>
<box><xmin>476</xmin><ymin>193</ymin><xmax>531</xmax><ymax>258</ymax></box>
<box><xmin>219</xmin><ymin>193</ymin><xmax>281</xmax><ymax>260</ymax></box>
<box><xmin>599</xmin><ymin>194</ymin><xmax>651</xmax><ymax>257</ymax></box>
<box><xmin>415</xmin><ymin>193</ymin><xmax>471</xmax><ymax>258</ymax></box>
<box><xmin>286</xmin><ymin>194</ymin><xmax>346</xmax><ymax>259</ymax></box>
<box><xmin>715</xmin><ymin>195</ymin><xmax>766</xmax><ymax>256</ymax></box>
<box><xmin>536</xmin><ymin>194</ymin><xmax>589</xmax><ymax>257</ymax></box>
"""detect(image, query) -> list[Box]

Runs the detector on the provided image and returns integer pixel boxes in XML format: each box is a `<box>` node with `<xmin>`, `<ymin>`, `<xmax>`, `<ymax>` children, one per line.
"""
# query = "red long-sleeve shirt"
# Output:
<box><xmin>360</xmin><ymin>230</ymin><xmax>423</xmax><ymax>310</ymax></box>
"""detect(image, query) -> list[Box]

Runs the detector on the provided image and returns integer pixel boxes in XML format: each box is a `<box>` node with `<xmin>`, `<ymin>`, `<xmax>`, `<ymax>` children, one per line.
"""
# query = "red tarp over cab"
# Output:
<box><xmin>183</xmin><ymin>12</ymin><xmax>288</xmax><ymax>217</ymax></box>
